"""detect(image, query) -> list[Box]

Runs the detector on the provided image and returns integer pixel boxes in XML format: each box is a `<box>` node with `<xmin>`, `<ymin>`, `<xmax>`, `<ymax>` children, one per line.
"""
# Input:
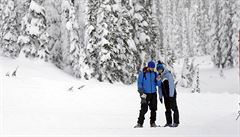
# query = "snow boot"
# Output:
<box><xmin>163</xmin><ymin>123</ymin><xmax>172</xmax><ymax>127</ymax></box>
<box><xmin>134</xmin><ymin>123</ymin><xmax>143</xmax><ymax>128</ymax></box>
<box><xmin>171</xmin><ymin>123</ymin><xmax>179</xmax><ymax>127</ymax></box>
<box><xmin>150</xmin><ymin>122</ymin><xmax>160</xmax><ymax>127</ymax></box>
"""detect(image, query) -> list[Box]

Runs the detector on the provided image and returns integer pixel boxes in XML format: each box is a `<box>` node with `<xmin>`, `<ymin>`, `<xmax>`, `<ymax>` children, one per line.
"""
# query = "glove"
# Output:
<box><xmin>140</xmin><ymin>93</ymin><xmax>147</xmax><ymax>99</ymax></box>
<box><xmin>159</xmin><ymin>98</ymin><xmax>163</xmax><ymax>104</ymax></box>
<box><xmin>138</xmin><ymin>89</ymin><xmax>147</xmax><ymax>104</ymax></box>
<box><xmin>140</xmin><ymin>93</ymin><xmax>147</xmax><ymax>104</ymax></box>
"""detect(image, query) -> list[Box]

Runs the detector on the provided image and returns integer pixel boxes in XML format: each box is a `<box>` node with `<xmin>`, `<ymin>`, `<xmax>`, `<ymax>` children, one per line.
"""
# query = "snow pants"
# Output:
<box><xmin>137</xmin><ymin>92</ymin><xmax>157</xmax><ymax>125</ymax></box>
<box><xmin>164</xmin><ymin>92</ymin><xmax>179</xmax><ymax>124</ymax></box>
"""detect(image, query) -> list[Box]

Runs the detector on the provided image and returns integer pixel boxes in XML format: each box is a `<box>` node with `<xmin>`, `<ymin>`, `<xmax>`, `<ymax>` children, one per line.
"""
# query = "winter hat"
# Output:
<box><xmin>148</xmin><ymin>61</ymin><xmax>155</xmax><ymax>68</ymax></box>
<box><xmin>157</xmin><ymin>62</ymin><xmax>164</xmax><ymax>71</ymax></box>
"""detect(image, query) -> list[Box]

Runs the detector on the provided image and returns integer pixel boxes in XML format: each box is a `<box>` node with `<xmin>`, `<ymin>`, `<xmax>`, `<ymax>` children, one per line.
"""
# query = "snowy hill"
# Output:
<box><xmin>0</xmin><ymin>56</ymin><xmax>239</xmax><ymax>137</ymax></box>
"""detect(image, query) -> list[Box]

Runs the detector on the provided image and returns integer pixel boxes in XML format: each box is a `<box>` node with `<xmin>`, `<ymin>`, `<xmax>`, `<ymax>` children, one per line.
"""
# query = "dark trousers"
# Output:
<box><xmin>137</xmin><ymin>92</ymin><xmax>157</xmax><ymax>125</ymax></box>
<box><xmin>164</xmin><ymin>93</ymin><xmax>179</xmax><ymax>124</ymax></box>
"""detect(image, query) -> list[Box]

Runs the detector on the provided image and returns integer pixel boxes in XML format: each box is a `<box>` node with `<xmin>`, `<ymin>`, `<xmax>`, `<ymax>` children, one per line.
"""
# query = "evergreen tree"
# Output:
<box><xmin>211</xmin><ymin>0</ymin><xmax>237</xmax><ymax>69</ymax></box>
<box><xmin>193</xmin><ymin>0</ymin><xmax>211</xmax><ymax>56</ymax></box>
<box><xmin>61</xmin><ymin>0</ymin><xmax>84</xmax><ymax>78</ymax></box>
<box><xmin>85</xmin><ymin>0</ymin><xmax>100</xmax><ymax>79</ymax></box>
<box><xmin>180</xmin><ymin>58</ymin><xmax>196</xmax><ymax>88</ymax></box>
<box><xmin>18</xmin><ymin>0</ymin><xmax>49</xmax><ymax>60</ymax></box>
<box><xmin>132</xmin><ymin>0</ymin><xmax>157</xmax><ymax>69</ymax></box>
<box><xmin>94</xmin><ymin>0</ymin><xmax>138</xmax><ymax>84</ymax></box>
<box><xmin>153</xmin><ymin>0</ymin><xmax>164</xmax><ymax>59</ymax></box>
<box><xmin>0</xmin><ymin>0</ymin><xmax>21</xmax><ymax>58</ymax></box>
<box><xmin>192</xmin><ymin>66</ymin><xmax>200</xmax><ymax>93</ymax></box>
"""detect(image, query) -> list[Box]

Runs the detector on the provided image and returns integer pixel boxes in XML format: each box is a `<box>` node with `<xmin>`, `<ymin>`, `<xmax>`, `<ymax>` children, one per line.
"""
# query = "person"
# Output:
<box><xmin>156</xmin><ymin>61</ymin><xmax>180</xmax><ymax>127</ymax></box>
<box><xmin>134</xmin><ymin>61</ymin><xmax>159</xmax><ymax>128</ymax></box>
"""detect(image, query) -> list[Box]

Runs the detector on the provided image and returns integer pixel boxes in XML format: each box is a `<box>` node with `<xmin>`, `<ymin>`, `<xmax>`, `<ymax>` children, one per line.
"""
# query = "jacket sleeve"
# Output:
<box><xmin>156</xmin><ymin>74</ymin><xmax>161</xmax><ymax>86</ymax></box>
<box><xmin>162</xmin><ymin>80</ymin><xmax>169</xmax><ymax>97</ymax></box>
<box><xmin>137</xmin><ymin>71</ymin><xmax>144</xmax><ymax>90</ymax></box>
<box><xmin>167</xmin><ymin>73</ymin><xmax>175</xmax><ymax>97</ymax></box>
<box><xmin>158</xmin><ymin>81</ymin><xmax>163</xmax><ymax>99</ymax></box>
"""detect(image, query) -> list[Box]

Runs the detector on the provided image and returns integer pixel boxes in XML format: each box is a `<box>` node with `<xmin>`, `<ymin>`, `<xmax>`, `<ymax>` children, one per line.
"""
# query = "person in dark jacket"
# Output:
<box><xmin>134</xmin><ymin>61</ymin><xmax>159</xmax><ymax>128</ymax></box>
<box><xmin>157</xmin><ymin>62</ymin><xmax>180</xmax><ymax>127</ymax></box>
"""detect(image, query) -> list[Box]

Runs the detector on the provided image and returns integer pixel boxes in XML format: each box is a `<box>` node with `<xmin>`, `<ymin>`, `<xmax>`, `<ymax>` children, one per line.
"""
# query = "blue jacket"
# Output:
<box><xmin>138</xmin><ymin>71</ymin><xmax>157</xmax><ymax>94</ymax></box>
<box><xmin>157</xmin><ymin>69</ymin><xmax>175</xmax><ymax>98</ymax></box>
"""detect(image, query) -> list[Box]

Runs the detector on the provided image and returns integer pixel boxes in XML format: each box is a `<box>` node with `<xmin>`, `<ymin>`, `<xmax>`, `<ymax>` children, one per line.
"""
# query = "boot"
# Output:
<box><xmin>134</xmin><ymin>123</ymin><xmax>143</xmax><ymax>128</ymax></box>
<box><xmin>171</xmin><ymin>123</ymin><xmax>179</xmax><ymax>127</ymax></box>
<box><xmin>150</xmin><ymin>122</ymin><xmax>160</xmax><ymax>127</ymax></box>
<box><xmin>163</xmin><ymin>123</ymin><xmax>172</xmax><ymax>127</ymax></box>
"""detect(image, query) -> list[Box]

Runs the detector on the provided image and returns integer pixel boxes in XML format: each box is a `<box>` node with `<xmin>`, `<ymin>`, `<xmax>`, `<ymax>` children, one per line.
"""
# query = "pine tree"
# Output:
<box><xmin>193</xmin><ymin>0</ymin><xmax>211</xmax><ymax>56</ymax></box>
<box><xmin>211</xmin><ymin>0</ymin><xmax>237</xmax><ymax>69</ymax></box>
<box><xmin>18</xmin><ymin>0</ymin><xmax>49</xmax><ymax>60</ymax></box>
<box><xmin>192</xmin><ymin>66</ymin><xmax>200</xmax><ymax>93</ymax></box>
<box><xmin>153</xmin><ymin>0</ymin><xmax>164</xmax><ymax>59</ymax></box>
<box><xmin>132</xmin><ymin>0</ymin><xmax>157</xmax><ymax>69</ymax></box>
<box><xmin>93</xmin><ymin>0</ymin><xmax>138</xmax><ymax>84</ymax></box>
<box><xmin>43</xmin><ymin>0</ymin><xmax>63</xmax><ymax>67</ymax></box>
<box><xmin>85</xmin><ymin>0</ymin><xmax>100</xmax><ymax>79</ymax></box>
<box><xmin>0</xmin><ymin>0</ymin><xmax>21</xmax><ymax>58</ymax></box>
<box><xmin>180</xmin><ymin>58</ymin><xmax>196</xmax><ymax>88</ymax></box>
<box><xmin>115</xmin><ymin>0</ymin><xmax>138</xmax><ymax>84</ymax></box>
<box><xmin>61</xmin><ymin>0</ymin><xmax>84</xmax><ymax>78</ymax></box>
<box><xmin>219</xmin><ymin>0</ymin><xmax>235</xmax><ymax>68</ymax></box>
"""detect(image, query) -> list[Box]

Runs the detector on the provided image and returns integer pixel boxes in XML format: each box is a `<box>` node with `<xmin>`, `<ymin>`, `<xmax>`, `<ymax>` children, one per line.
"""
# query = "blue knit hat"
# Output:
<box><xmin>148</xmin><ymin>61</ymin><xmax>155</xmax><ymax>68</ymax></box>
<box><xmin>157</xmin><ymin>63</ymin><xmax>164</xmax><ymax>71</ymax></box>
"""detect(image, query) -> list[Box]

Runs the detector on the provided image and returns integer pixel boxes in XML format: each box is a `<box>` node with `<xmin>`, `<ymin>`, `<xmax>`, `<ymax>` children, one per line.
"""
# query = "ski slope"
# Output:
<box><xmin>0</xmin><ymin>56</ymin><xmax>239</xmax><ymax>137</ymax></box>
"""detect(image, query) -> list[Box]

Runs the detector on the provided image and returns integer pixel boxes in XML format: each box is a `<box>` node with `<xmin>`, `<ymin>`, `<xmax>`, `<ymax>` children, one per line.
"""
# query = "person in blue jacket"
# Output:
<box><xmin>134</xmin><ymin>61</ymin><xmax>159</xmax><ymax>128</ymax></box>
<box><xmin>156</xmin><ymin>61</ymin><xmax>179</xmax><ymax>127</ymax></box>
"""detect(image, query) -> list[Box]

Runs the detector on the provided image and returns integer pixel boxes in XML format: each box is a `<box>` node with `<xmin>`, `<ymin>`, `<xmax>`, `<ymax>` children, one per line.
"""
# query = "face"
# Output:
<box><xmin>149</xmin><ymin>67</ymin><xmax>154</xmax><ymax>71</ymax></box>
<box><xmin>158</xmin><ymin>69</ymin><xmax>163</xmax><ymax>74</ymax></box>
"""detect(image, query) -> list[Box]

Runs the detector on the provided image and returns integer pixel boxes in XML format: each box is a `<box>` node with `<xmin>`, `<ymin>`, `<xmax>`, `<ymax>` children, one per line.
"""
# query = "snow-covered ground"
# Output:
<box><xmin>0</xmin><ymin>56</ymin><xmax>239</xmax><ymax>137</ymax></box>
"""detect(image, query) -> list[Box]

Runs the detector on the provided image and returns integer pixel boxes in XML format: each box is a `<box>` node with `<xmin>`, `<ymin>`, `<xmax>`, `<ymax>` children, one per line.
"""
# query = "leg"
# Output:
<box><xmin>137</xmin><ymin>101</ymin><xmax>148</xmax><ymax>125</ymax></box>
<box><xmin>164</xmin><ymin>97</ymin><xmax>172</xmax><ymax>124</ymax></box>
<box><xmin>170</xmin><ymin>94</ymin><xmax>179</xmax><ymax>124</ymax></box>
<box><xmin>149</xmin><ymin>93</ymin><xmax>157</xmax><ymax>124</ymax></box>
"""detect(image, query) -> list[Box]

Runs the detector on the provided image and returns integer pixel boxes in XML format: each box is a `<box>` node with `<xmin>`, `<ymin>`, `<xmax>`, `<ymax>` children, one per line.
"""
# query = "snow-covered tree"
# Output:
<box><xmin>153</xmin><ymin>0</ymin><xmax>164</xmax><ymax>59</ymax></box>
<box><xmin>211</xmin><ymin>0</ymin><xmax>238</xmax><ymax>69</ymax></box>
<box><xmin>132</xmin><ymin>0</ymin><xmax>157</xmax><ymax>69</ymax></box>
<box><xmin>192</xmin><ymin>66</ymin><xmax>200</xmax><ymax>93</ymax></box>
<box><xmin>60</xmin><ymin>0</ymin><xmax>84</xmax><ymax>78</ymax></box>
<box><xmin>91</xmin><ymin>0</ymin><xmax>138</xmax><ymax>84</ymax></box>
<box><xmin>18</xmin><ymin>0</ymin><xmax>49</xmax><ymax>60</ymax></box>
<box><xmin>180</xmin><ymin>58</ymin><xmax>197</xmax><ymax>88</ymax></box>
<box><xmin>85</xmin><ymin>0</ymin><xmax>100</xmax><ymax>79</ymax></box>
<box><xmin>0</xmin><ymin>0</ymin><xmax>20</xmax><ymax>58</ymax></box>
<box><xmin>192</xmin><ymin>0</ymin><xmax>211</xmax><ymax>56</ymax></box>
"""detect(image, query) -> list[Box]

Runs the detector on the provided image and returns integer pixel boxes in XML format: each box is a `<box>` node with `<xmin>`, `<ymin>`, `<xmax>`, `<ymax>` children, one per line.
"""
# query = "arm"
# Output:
<box><xmin>162</xmin><ymin>80</ymin><xmax>169</xmax><ymax>97</ymax></box>
<box><xmin>167</xmin><ymin>73</ymin><xmax>175</xmax><ymax>97</ymax></box>
<box><xmin>158</xmin><ymin>81</ymin><xmax>163</xmax><ymax>99</ymax></box>
<box><xmin>137</xmin><ymin>71</ymin><xmax>144</xmax><ymax>92</ymax></box>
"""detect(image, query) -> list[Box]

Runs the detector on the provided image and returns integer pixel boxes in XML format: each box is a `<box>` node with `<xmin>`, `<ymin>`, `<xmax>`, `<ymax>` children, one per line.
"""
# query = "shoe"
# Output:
<box><xmin>163</xmin><ymin>123</ymin><xmax>172</xmax><ymax>127</ymax></box>
<box><xmin>171</xmin><ymin>123</ymin><xmax>179</xmax><ymax>127</ymax></box>
<box><xmin>150</xmin><ymin>122</ymin><xmax>160</xmax><ymax>127</ymax></box>
<box><xmin>134</xmin><ymin>123</ymin><xmax>143</xmax><ymax>128</ymax></box>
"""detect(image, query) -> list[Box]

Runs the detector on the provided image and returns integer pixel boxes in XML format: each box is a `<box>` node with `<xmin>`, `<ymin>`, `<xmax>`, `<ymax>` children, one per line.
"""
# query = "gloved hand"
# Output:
<box><xmin>140</xmin><ymin>92</ymin><xmax>147</xmax><ymax>104</ymax></box>
<box><xmin>159</xmin><ymin>98</ymin><xmax>163</xmax><ymax>104</ymax></box>
<box><xmin>138</xmin><ymin>89</ymin><xmax>147</xmax><ymax>104</ymax></box>
<box><xmin>140</xmin><ymin>93</ymin><xmax>147</xmax><ymax>99</ymax></box>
